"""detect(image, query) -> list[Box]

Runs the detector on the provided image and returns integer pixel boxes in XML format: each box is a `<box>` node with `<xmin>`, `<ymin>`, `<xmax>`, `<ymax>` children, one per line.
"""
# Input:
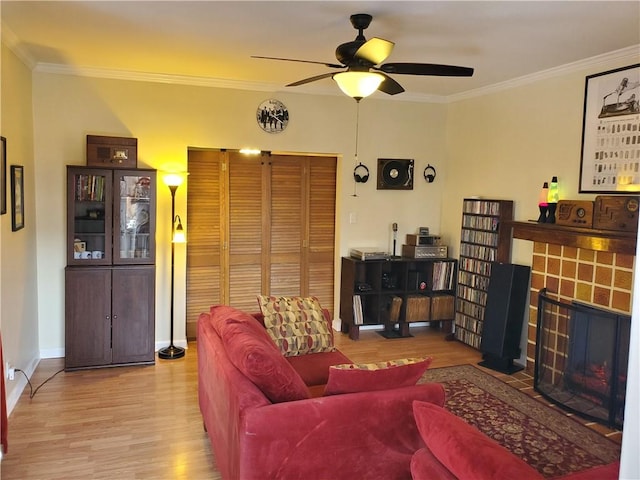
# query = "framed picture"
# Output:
<box><xmin>579</xmin><ymin>64</ymin><xmax>640</xmax><ymax>193</ymax></box>
<box><xmin>377</xmin><ymin>158</ymin><xmax>414</xmax><ymax>190</ymax></box>
<box><xmin>11</xmin><ymin>165</ymin><xmax>24</xmax><ymax>231</ymax></box>
<box><xmin>1</xmin><ymin>136</ymin><xmax>6</xmax><ymax>215</ymax></box>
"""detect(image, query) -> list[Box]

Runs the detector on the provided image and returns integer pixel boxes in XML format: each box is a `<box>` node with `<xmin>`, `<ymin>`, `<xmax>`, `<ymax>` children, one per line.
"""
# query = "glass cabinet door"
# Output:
<box><xmin>114</xmin><ymin>170</ymin><xmax>156</xmax><ymax>264</ymax></box>
<box><xmin>68</xmin><ymin>168</ymin><xmax>113</xmax><ymax>265</ymax></box>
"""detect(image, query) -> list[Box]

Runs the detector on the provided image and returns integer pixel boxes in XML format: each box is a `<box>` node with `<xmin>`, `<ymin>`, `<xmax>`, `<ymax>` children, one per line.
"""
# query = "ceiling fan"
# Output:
<box><xmin>252</xmin><ymin>13</ymin><xmax>474</xmax><ymax>99</ymax></box>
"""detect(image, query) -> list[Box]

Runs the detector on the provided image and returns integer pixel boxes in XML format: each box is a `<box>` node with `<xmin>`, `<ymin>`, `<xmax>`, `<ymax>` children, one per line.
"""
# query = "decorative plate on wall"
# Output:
<box><xmin>257</xmin><ymin>99</ymin><xmax>289</xmax><ymax>133</ymax></box>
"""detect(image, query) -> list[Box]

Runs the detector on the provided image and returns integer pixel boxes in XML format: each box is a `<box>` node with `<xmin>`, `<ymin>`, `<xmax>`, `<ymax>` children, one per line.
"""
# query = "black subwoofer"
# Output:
<box><xmin>479</xmin><ymin>262</ymin><xmax>531</xmax><ymax>374</ymax></box>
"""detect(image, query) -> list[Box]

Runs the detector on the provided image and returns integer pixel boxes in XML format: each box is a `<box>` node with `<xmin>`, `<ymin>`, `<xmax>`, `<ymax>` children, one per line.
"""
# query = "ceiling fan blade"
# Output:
<box><xmin>379</xmin><ymin>62</ymin><xmax>474</xmax><ymax>77</ymax></box>
<box><xmin>378</xmin><ymin>73</ymin><xmax>405</xmax><ymax>96</ymax></box>
<box><xmin>252</xmin><ymin>55</ymin><xmax>344</xmax><ymax>69</ymax></box>
<box><xmin>354</xmin><ymin>38</ymin><xmax>395</xmax><ymax>65</ymax></box>
<box><xmin>287</xmin><ymin>72</ymin><xmax>336</xmax><ymax>87</ymax></box>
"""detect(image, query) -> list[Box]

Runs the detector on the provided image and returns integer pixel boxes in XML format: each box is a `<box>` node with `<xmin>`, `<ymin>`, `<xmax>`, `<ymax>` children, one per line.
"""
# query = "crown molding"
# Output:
<box><xmin>448</xmin><ymin>45</ymin><xmax>640</xmax><ymax>103</ymax></box>
<box><xmin>32</xmin><ymin>62</ymin><xmax>448</xmax><ymax>103</ymax></box>
<box><xmin>20</xmin><ymin>44</ymin><xmax>640</xmax><ymax>104</ymax></box>
<box><xmin>1</xmin><ymin>21</ymin><xmax>37</xmax><ymax>69</ymax></box>
<box><xmin>33</xmin><ymin>63</ymin><xmax>288</xmax><ymax>92</ymax></box>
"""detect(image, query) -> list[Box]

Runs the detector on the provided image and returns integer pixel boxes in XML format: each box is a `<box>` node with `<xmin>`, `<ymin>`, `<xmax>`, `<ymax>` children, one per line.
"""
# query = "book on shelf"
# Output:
<box><xmin>353</xmin><ymin>295</ymin><xmax>364</xmax><ymax>325</ymax></box>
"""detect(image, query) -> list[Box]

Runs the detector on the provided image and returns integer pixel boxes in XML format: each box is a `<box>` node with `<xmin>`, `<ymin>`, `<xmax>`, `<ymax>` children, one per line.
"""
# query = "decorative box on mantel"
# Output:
<box><xmin>87</xmin><ymin>135</ymin><xmax>137</xmax><ymax>169</ymax></box>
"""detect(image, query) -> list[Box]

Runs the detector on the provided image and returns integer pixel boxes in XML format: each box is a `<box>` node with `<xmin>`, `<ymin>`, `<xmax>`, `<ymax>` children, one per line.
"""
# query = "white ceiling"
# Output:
<box><xmin>2</xmin><ymin>1</ymin><xmax>640</xmax><ymax>101</ymax></box>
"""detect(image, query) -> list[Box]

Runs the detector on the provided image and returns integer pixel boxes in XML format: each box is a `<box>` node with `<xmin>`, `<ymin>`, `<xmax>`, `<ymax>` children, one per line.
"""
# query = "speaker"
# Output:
<box><xmin>377</xmin><ymin>158</ymin><xmax>414</xmax><ymax>190</ymax></box>
<box><xmin>479</xmin><ymin>263</ymin><xmax>531</xmax><ymax>374</ymax></box>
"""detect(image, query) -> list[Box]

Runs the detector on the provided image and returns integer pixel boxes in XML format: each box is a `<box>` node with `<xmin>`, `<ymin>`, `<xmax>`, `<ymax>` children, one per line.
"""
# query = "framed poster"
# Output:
<box><xmin>377</xmin><ymin>158</ymin><xmax>414</xmax><ymax>190</ymax></box>
<box><xmin>1</xmin><ymin>136</ymin><xmax>5</xmax><ymax>215</ymax></box>
<box><xmin>579</xmin><ymin>64</ymin><xmax>640</xmax><ymax>193</ymax></box>
<box><xmin>11</xmin><ymin>165</ymin><xmax>24</xmax><ymax>231</ymax></box>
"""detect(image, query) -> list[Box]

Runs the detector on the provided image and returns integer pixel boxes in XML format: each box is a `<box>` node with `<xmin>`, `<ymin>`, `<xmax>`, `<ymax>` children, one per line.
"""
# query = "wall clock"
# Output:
<box><xmin>257</xmin><ymin>99</ymin><xmax>289</xmax><ymax>133</ymax></box>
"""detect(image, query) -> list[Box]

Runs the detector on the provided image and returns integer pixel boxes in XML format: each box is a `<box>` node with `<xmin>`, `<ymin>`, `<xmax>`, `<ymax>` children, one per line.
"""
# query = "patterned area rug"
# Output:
<box><xmin>420</xmin><ymin>364</ymin><xmax>620</xmax><ymax>478</ymax></box>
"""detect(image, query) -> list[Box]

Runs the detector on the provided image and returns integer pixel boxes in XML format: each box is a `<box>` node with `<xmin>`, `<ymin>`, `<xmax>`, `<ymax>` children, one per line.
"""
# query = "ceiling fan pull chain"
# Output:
<box><xmin>352</xmin><ymin>101</ymin><xmax>361</xmax><ymax>196</ymax></box>
<box><xmin>355</xmin><ymin>100</ymin><xmax>360</xmax><ymax>163</ymax></box>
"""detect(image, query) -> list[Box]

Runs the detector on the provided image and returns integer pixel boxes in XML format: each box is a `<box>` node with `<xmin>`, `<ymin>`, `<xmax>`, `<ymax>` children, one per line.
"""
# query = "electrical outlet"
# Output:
<box><xmin>5</xmin><ymin>362</ymin><xmax>15</xmax><ymax>381</ymax></box>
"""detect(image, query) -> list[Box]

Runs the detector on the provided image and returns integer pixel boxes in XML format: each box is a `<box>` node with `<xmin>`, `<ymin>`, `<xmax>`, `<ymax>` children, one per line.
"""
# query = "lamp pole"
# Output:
<box><xmin>158</xmin><ymin>183</ymin><xmax>185</xmax><ymax>360</ymax></box>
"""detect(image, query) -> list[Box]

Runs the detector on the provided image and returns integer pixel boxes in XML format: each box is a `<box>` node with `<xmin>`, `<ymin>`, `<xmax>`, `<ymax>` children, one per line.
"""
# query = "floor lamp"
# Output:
<box><xmin>158</xmin><ymin>174</ymin><xmax>186</xmax><ymax>360</ymax></box>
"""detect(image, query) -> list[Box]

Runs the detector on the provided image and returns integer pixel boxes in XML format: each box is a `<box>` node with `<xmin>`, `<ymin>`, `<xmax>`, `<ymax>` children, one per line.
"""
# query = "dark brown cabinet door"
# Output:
<box><xmin>67</xmin><ymin>168</ymin><xmax>113</xmax><ymax>266</ymax></box>
<box><xmin>111</xmin><ymin>267</ymin><xmax>155</xmax><ymax>364</ymax></box>
<box><xmin>112</xmin><ymin>170</ymin><xmax>156</xmax><ymax>265</ymax></box>
<box><xmin>65</xmin><ymin>268</ymin><xmax>112</xmax><ymax>369</ymax></box>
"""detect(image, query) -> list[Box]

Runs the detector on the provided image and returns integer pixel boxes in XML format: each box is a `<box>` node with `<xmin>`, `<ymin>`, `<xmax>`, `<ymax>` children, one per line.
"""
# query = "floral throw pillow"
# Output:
<box><xmin>324</xmin><ymin>357</ymin><xmax>433</xmax><ymax>395</ymax></box>
<box><xmin>257</xmin><ymin>295</ymin><xmax>336</xmax><ymax>357</ymax></box>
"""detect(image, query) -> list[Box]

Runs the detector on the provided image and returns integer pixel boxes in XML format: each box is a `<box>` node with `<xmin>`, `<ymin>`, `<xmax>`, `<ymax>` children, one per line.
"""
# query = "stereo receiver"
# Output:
<box><xmin>402</xmin><ymin>245</ymin><xmax>448</xmax><ymax>259</ymax></box>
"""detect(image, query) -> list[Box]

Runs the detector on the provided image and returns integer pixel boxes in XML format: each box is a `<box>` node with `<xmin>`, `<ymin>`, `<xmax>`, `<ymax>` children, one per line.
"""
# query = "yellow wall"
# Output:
<box><xmin>1</xmin><ymin>43</ymin><xmax>39</xmax><ymax>407</ymax></box>
<box><xmin>30</xmin><ymin>72</ymin><xmax>448</xmax><ymax>356</ymax></box>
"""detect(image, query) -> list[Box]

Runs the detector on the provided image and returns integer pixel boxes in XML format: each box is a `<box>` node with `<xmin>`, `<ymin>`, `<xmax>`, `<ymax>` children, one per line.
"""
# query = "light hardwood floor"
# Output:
<box><xmin>2</xmin><ymin>326</ymin><xmax>479</xmax><ymax>480</ymax></box>
<box><xmin>2</xmin><ymin>326</ymin><xmax>617</xmax><ymax>479</ymax></box>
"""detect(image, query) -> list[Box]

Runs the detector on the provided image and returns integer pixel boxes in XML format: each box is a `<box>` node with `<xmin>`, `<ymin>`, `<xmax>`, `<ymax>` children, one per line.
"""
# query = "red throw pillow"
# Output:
<box><xmin>412</xmin><ymin>401</ymin><xmax>543</xmax><ymax>480</ymax></box>
<box><xmin>323</xmin><ymin>357</ymin><xmax>432</xmax><ymax>396</ymax></box>
<box><xmin>213</xmin><ymin>306</ymin><xmax>311</xmax><ymax>403</ymax></box>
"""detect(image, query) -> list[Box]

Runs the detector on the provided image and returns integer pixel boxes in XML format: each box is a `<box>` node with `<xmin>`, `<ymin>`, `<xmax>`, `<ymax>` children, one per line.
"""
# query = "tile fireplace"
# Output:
<box><xmin>508</xmin><ymin>221</ymin><xmax>635</xmax><ymax>429</ymax></box>
<box><xmin>507</xmin><ymin>221</ymin><xmax>635</xmax><ymax>371</ymax></box>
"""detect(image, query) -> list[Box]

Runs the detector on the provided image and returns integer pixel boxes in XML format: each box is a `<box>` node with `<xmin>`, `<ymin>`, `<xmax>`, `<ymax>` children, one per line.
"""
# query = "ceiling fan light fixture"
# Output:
<box><xmin>334</xmin><ymin>71</ymin><xmax>384</xmax><ymax>99</ymax></box>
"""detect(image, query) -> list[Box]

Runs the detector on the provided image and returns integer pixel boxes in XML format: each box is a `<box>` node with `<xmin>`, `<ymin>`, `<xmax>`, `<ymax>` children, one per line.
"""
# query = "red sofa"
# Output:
<box><xmin>197</xmin><ymin>305</ymin><xmax>445</xmax><ymax>480</ymax></box>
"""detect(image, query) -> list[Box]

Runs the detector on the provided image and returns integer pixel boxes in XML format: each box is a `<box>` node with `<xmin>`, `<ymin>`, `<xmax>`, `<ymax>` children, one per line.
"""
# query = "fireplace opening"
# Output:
<box><xmin>534</xmin><ymin>288</ymin><xmax>630</xmax><ymax>429</ymax></box>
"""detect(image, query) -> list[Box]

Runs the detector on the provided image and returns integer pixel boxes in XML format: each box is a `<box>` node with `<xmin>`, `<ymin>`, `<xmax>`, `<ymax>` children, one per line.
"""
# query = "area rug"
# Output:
<box><xmin>420</xmin><ymin>364</ymin><xmax>620</xmax><ymax>478</ymax></box>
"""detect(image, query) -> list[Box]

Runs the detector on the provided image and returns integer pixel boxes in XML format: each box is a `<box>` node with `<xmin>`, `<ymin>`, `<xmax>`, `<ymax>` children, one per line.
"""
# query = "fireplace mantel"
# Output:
<box><xmin>505</xmin><ymin>221</ymin><xmax>637</xmax><ymax>255</ymax></box>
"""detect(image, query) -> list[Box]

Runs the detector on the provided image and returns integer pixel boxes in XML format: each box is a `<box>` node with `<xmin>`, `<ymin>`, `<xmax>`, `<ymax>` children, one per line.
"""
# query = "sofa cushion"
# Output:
<box><xmin>257</xmin><ymin>295</ymin><xmax>336</xmax><ymax>357</ymax></box>
<box><xmin>210</xmin><ymin>305</ymin><xmax>266</xmax><ymax>338</ymax></box>
<box><xmin>324</xmin><ymin>357</ymin><xmax>432</xmax><ymax>395</ymax></box>
<box><xmin>286</xmin><ymin>349</ymin><xmax>353</xmax><ymax>386</ymax></box>
<box><xmin>412</xmin><ymin>400</ymin><xmax>543</xmax><ymax>480</ymax></box>
<box><xmin>210</xmin><ymin>305</ymin><xmax>311</xmax><ymax>403</ymax></box>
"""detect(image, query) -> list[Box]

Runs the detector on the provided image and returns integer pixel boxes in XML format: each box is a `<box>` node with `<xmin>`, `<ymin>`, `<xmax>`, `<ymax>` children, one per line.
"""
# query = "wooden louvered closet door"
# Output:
<box><xmin>186</xmin><ymin>149</ymin><xmax>336</xmax><ymax>339</ymax></box>
<box><xmin>185</xmin><ymin>150</ymin><xmax>223</xmax><ymax>339</ymax></box>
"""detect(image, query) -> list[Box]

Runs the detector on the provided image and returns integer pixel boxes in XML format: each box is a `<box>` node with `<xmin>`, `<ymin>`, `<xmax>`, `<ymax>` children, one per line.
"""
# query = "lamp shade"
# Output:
<box><xmin>172</xmin><ymin>216</ymin><xmax>186</xmax><ymax>243</ymax></box>
<box><xmin>164</xmin><ymin>173</ymin><xmax>183</xmax><ymax>187</ymax></box>
<box><xmin>334</xmin><ymin>71</ymin><xmax>384</xmax><ymax>99</ymax></box>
